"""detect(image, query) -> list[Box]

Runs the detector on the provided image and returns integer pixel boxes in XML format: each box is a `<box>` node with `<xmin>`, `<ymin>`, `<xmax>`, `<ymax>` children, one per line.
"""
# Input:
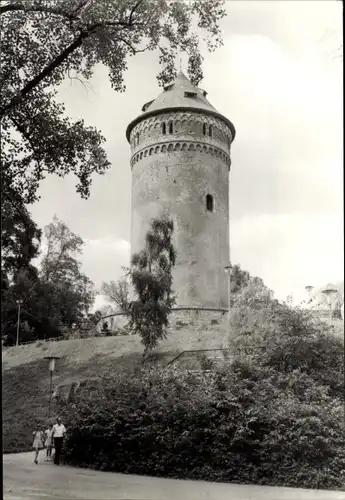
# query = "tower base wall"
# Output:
<box><xmin>169</xmin><ymin>307</ymin><xmax>228</xmax><ymax>330</ymax></box>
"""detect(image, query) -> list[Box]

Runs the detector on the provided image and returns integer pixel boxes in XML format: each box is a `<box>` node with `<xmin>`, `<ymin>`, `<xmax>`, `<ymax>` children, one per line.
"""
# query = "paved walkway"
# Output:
<box><xmin>3</xmin><ymin>453</ymin><xmax>345</xmax><ymax>500</ymax></box>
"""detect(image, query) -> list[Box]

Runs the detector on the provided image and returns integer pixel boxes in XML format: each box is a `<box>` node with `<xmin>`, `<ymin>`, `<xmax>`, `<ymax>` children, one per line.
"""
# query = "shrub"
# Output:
<box><xmin>61</xmin><ymin>363</ymin><xmax>345</xmax><ymax>489</ymax></box>
<box><xmin>230</xmin><ymin>283</ymin><xmax>344</xmax><ymax>398</ymax></box>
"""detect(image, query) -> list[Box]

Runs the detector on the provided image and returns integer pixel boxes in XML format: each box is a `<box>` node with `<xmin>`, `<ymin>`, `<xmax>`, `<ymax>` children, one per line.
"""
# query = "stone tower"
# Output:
<box><xmin>126</xmin><ymin>71</ymin><xmax>235</xmax><ymax>311</ymax></box>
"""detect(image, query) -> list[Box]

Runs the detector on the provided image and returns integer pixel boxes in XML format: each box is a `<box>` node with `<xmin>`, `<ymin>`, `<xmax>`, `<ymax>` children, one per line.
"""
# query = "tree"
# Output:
<box><xmin>128</xmin><ymin>216</ymin><xmax>176</xmax><ymax>356</ymax></box>
<box><xmin>1</xmin><ymin>198</ymin><xmax>43</xmax><ymax>345</ymax></box>
<box><xmin>227</xmin><ymin>263</ymin><xmax>266</xmax><ymax>303</ymax></box>
<box><xmin>1</xmin><ymin>191</ymin><xmax>41</xmax><ymax>283</ymax></box>
<box><xmin>230</xmin><ymin>264</ymin><xmax>251</xmax><ymax>295</ymax></box>
<box><xmin>101</xmin><ymin>277</ymin><xmax>129</xmax><ymax>313</ymax></box>
<box><xmin>39</xmin><ymin>215</ymin><xmax>95</xmax><ymax>326</ymax></box>
<box><xmin>1</xmin><ymin>214</ymin><xmax>96</xmax><ymax>344</ymax></box>
<box><xmin>0</xmin><ymin>0</ymin><xmax>226</xmax><ymax>204</ymax></box>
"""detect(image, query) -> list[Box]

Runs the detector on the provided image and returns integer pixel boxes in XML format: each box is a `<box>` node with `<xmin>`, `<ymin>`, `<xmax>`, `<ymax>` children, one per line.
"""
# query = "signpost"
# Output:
<box><xmin>16</xmin><ymin>299</ymin><xmax>23</xmax><ymax>347</ymax></box>
<box><xmin>224</xmin><ymin>263</ymin><xmax>231</xmax><ymax>327</ymax></box>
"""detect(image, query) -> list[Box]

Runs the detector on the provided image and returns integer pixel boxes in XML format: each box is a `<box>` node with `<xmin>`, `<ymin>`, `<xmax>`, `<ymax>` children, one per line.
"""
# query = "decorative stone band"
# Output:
<box><xmin>130</xmin><ymin>140</ymin><xmax>231</xmax><ymax>169</ymax></box>
<box><xmin>127</xmin><ymin>109</ymin><xmax>234</xmax><ymax>148</ymax></box>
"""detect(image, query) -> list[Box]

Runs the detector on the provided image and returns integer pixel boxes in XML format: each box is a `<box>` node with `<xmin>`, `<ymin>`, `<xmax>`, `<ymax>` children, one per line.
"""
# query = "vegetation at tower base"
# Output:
<box><xmin>60</xmin><ymin>270</ymin><xmax>345</xmax><ymax>490</ymax></box>
<box><xmin>228</xmin><ymin>280</ymin><xmax>344</xmax><ymax>399</ymax></box>
<box><xmin>1</xmin><ymin>215</ymin><xmax>95</xmax><ymax>346</ymax></box>
<box><xmin>0</xmin><ymin>0</ymin><xmax>226</xmax><ymax>206</ymax></box>
<box><xmin>127</xmin><ymin>216</ymin><xmax>177</xmax><ymax>356</ymax></box>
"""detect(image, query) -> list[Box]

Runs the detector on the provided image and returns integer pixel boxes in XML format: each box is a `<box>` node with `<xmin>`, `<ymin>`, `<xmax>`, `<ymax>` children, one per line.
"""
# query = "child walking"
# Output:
<box><xmin>32</xmin><ymin>427</ymin><xmax>45</xmax><ymax>464</ymax></box>
<box><xmin>44</xmin><ymin>423</ymin><xmax>54</xmax><ymax>461</ymax></box>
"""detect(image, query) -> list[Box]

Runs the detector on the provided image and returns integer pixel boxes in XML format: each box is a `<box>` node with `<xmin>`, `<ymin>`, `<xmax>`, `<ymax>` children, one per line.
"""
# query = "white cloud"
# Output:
<box><xmin>84</xmin><ymin>237</ymin><xmax>130</xmax><ymax>252</ymax></box>
<box><xmin>81</xmin><ymin>237</ymin><xmax>130</xmax><ymax>289</ymax></box>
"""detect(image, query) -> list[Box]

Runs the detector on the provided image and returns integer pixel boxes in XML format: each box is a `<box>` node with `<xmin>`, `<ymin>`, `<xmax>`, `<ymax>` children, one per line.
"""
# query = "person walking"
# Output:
<box><xmin>32</xmin><ymin>427</ymin><xmax>45</xmax><ymax>464</ymax></box>
<box><xmin>44</xmin><ymin>423</ymin><xmax>54</xmax><ymax>461</ymax></box>
<box><xmin>52</xmin><ymin>417</ymin><xmax>66</xmax><ymax>465</ymax></box>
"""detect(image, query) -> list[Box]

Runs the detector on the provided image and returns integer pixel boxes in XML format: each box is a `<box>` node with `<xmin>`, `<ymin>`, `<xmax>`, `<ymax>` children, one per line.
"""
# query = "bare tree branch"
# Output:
<box><xmin>66</xmin><ymin>69</ymin><xmax>96</xmax><ymax>97</ymax></box>
<box><xmin>117</xmin><ymin>36</ymin><xmax>151</xmax><ymax>55</ymax></box>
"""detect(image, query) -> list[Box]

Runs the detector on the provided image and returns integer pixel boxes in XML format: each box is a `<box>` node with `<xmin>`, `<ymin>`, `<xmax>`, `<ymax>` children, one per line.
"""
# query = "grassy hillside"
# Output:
<box><xmin>3</xmin><ymin>312</ymin><xmax>343</xmax><ymax>455</ymax></box>
<box><xmin>2</xmin><ymin>324</ymin><xmax>228</xmax><ymax>454</ymax></box>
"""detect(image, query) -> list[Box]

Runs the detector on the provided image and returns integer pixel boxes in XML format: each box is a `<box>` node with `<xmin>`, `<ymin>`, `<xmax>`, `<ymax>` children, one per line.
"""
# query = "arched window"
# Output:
<box><xmin>136</xmin><ymin>133</ymin><xmax>140</xmax><ymax>146</ymax></box>
<box><xmin>203</xmin><ymin>123</ymin><xmax>207</xmax><ymax>135</ymax></box>
<box><xmin>206</xmin><ymin>194</ymin><xmax>214</xmax><ymax>212</ymax></box>
<box><xmin>209</xmin><ymin>125</ymin><xmax>213</xmax><ymax>138</ymax></box>
<box><xmin>162</xmin><ymin>122</ymin><xmax>166</xmax><ymax>134</ymax></box>
<box><xmin>168</xmin><ymin>121</ymin><xmax>173</xmax><ymax>134</ymax></box>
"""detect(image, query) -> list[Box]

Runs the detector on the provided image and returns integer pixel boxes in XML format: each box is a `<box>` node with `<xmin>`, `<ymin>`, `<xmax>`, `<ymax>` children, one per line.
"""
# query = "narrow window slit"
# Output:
<box><xmin>206</xmin><ymin>194</ymin><xmax>214</xmax><ymax>212</ymax></box>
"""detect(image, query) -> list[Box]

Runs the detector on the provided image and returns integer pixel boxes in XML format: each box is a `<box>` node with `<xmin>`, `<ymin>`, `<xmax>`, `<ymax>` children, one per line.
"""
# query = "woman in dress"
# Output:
<box><xmin>44</xmin><ymin>423</ymin><xmax>54</xmax><ymax>461</ymax></box>
<box><xmin>32</xmin><ymin>427</ymin><xmax>45</xmax><ymax>464</ymax></box>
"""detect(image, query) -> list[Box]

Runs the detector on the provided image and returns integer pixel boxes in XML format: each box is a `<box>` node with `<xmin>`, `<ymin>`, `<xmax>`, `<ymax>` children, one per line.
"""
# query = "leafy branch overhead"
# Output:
<box><xmin>0</xmin><ymin>0</ymin><xmax>226</xmax><ymax>203</ymax></box>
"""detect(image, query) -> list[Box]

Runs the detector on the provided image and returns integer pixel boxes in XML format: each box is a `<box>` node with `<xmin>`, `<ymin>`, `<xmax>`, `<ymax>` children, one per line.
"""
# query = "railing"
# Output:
<box><xmin>166</xmin><ymin>347</ymin><xmax>231</xmax><ymax>366</ymax></box>
<box><xmin>5</xmin><ymin>336</ymin><xmax>66</xmax><ymax>347</ymax></box>
<box><xmin>4</xmin><ymin>329</ymin><xmax>134</xmax><ymax>348</ymax></box>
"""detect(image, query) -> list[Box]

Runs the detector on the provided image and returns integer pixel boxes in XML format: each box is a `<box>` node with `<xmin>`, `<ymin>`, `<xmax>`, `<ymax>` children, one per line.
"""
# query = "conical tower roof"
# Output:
<box><xmin>126</xmin><ymin>71</ymin><xmax>235</xmax><ymax>141</ymax></box>
<box><xmin>144</xmin><ymin>71</ymin><xmax>218</xmax><ymax>114</ymax></box>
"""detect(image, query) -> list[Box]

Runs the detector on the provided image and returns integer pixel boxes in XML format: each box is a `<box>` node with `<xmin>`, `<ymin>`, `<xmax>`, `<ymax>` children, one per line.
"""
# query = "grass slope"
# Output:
<box><xmin>2</xmin><ymin>325</ymin><xmax>227</xmax><ymax>453</ymax></box>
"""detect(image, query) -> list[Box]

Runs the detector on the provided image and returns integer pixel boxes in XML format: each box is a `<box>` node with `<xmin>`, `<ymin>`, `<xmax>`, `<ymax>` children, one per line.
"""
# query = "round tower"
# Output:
<box><xmin>126</xmin><ymin>71</ymin><xmax>235</xmax><ymax>310</ymax></box>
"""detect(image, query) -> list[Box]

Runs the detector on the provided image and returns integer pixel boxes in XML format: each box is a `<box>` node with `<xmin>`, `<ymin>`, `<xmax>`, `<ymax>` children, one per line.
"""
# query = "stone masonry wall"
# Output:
<box><xmin>130</xmin><ymin>111</ymin><xmax>233</xmax><ymax>309</ymax></box>
<box><xmin>169</xmin><ymin>308</ymin><xmax>227</xmax><ymax>329</ymax></box>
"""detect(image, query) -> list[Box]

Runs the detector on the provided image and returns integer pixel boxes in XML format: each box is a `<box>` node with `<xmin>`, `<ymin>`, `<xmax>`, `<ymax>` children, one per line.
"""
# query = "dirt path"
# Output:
<box><xmin>3</xmin><ymin>452</ymin><xmax>345</xmax><ymax>500</ymax></box>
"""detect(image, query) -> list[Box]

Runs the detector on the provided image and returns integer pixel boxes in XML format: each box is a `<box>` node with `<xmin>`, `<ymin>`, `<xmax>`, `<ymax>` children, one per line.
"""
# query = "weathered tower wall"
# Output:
<box><xmin>129</xmin><ymin>110</ymin><xmax>233</xmax><ymax>309</ymax></box>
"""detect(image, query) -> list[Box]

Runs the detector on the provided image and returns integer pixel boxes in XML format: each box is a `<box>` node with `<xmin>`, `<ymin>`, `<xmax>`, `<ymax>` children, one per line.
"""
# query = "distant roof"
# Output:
<box><xmin>126</xmin><ymin>71</ymin><xmax>235</xmax><ymax>141</ymax></box>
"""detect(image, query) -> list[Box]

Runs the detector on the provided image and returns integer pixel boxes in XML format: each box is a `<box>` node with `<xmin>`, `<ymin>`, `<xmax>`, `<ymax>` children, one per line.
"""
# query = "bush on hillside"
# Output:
<box><xmin>229</xmin><ymin>282</ymin><xmax>344</xmax><ymax>398</ymax></box>
<box><xmin>61</xmin><ymin>362</ymin><xmax>345</xmax><ymax>490</ymax></box>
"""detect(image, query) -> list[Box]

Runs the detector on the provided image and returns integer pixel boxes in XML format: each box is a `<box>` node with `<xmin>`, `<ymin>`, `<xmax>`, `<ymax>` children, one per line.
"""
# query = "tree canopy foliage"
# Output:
<box><xmin>229</xmin><ymin>277</ymin><xmax>344</xmax><ymax>399</ymax></box>
<box><xmin>1</xmin><ymin>189</ymin><xmax>41</xmax><ymax>282</ymax></box>
<box><xmin>0</xmin><ymin>0</ymin><xmax>225</xmax><ymax>203</ymax></box>
<box><xmin>1</xmin><ymin>213</ymin><xmax>95</xmax><ymax>345</ymax></box>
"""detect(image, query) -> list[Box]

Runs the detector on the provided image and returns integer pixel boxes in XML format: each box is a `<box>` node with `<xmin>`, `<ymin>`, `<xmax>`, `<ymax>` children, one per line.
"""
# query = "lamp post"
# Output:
<box><xmin>16</xmin><ymin>299</ymin><xmax>23</xmax><ymax>347</ymax></box>
<box><xmin>44</xmin><ymin>356</ymin><xmax>60</xmax><ymax>418</ymax></box>
<box><xmin>305</xmin><ymin>285</ymin><xmax>314</xmax><ymax>303</ymax></box>
<box><xmin>321</xmin><ymin>285</ymin><xmax>338</xmax><ymax>326</ymax></box>
<box><xmin>224</xmin><ymin>263</ymin><xmax>231</xmax><ymax>327</ymax></box>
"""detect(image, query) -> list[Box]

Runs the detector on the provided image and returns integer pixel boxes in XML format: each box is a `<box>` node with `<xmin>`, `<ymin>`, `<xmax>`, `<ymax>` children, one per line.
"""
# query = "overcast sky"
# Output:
<box><xmin>30</xmin><ymin>0</ymin><xmax>343</xmax><ymax>308</ymax></box>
